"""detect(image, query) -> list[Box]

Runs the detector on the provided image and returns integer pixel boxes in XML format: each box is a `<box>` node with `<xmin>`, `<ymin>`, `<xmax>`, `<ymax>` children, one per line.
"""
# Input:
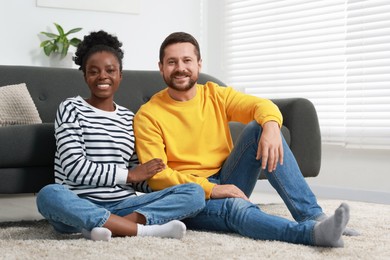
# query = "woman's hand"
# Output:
<box><xmin>127</xmin><ymin>158</ymin><xmax>166</xmax><ymax>183</ymax></box>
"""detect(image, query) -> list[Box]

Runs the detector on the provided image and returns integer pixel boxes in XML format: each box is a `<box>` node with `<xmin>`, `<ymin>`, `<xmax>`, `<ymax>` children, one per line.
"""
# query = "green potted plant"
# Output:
<box><xmin>40</xmin><ymin>23</ymin><xmax>82</xmax><ymax>59</ymax></box>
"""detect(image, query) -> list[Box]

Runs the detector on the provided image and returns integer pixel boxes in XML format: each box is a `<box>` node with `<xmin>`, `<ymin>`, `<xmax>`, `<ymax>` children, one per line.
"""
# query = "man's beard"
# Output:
<box><xmin>163</xmin><ymin>72</ymin><xmax>197</xmax><ymax>92</ymax></box>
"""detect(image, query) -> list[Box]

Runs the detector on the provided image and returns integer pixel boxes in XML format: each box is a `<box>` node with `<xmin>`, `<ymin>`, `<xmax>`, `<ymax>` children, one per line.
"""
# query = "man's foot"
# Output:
<box><xmin>313</xmin><ymin>203</ymin><xmax>350</xmax><ymax>247</ymax></box>
<box><xmin>316</xmin><ymin>209</ymin><xmax>360</xmax><ymax>236</ymax></box>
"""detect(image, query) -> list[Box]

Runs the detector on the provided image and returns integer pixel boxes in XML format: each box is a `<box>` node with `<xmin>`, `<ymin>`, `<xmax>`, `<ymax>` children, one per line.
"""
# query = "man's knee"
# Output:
<box><xmin>245</xmin><ymin>120</ymin><xmax>261</xmax><ymax>131</ymax></box>
<box><xmin>223</xmin><ymin>198</ymin><xmax>257</xmax><ymax>227</ymax></box>
<box><xmin>242</xmin><ymin>120</ymin><xmax>262</xmax><ymax>141</ymax></box>
<box><xmin>226</xmin><ymin>197</ymin><xmax>253</xmax><ymax>210</ymax></box>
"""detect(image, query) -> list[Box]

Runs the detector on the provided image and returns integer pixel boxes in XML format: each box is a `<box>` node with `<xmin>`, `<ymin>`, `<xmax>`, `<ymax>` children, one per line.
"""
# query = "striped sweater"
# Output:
<box><xmin>54</xmin><ymin>96</ymin><xmax>146</xmax><ymax>202</ymax></box>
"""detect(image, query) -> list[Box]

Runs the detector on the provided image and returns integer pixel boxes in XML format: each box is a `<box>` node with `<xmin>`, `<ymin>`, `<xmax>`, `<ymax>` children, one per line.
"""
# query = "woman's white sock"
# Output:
<box><xmin>82</xmin><ymin>227</ymin><xmax>112</xmax><ymax>241</ymax></box>
<box><xmin>137</xmin><ymin>220</ymin><xmax>186</xmax><ymax>239</ymax></box>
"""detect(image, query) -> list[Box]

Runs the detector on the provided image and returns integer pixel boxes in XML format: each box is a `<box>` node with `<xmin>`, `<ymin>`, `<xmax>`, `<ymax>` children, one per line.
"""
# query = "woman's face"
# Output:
<box><xmin>84</xmin><ymin>51</ymin><xmax>122</xmax><ymax>102</ymax></box>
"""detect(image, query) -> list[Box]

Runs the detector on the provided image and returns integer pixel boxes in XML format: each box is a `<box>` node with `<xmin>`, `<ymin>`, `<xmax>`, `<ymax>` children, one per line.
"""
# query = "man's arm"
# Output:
<box><xmin>223</xmin><ymin>86</ymin><xmax>283</xmax><ymax>127</ymax></box>
<box><xmin>223</xmin><ymin>86</ymin><xmax>284</xmax><ymax>172</ymax></box>
<box><xmin>147</xmin><ymin>168</ymin><xmax>216</xmax><ymax>199</ymax></box>
<box><xmin>256</xmin><ymin>121</ymin><xmax>284</xmax><ymax>172</ymax></box>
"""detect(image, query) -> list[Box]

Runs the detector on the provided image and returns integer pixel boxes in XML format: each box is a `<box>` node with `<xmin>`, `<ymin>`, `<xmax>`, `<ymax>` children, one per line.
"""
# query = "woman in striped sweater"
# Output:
<box><xmin>36</xmin><ymin>30</ymin><xmax>205</xmax><ymax>241</ymax></box>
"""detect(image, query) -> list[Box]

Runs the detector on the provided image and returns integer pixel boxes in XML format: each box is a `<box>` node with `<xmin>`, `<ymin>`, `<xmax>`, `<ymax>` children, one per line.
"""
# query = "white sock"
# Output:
<box><xmin>137</xmin><ymin>220</ymin><xmax>186</xmax><ymax>239</ymax></box>
<box><xmin>82</xmin><ymin>227</ymin><xmax>112</xmax><ymax>241</ymax></box>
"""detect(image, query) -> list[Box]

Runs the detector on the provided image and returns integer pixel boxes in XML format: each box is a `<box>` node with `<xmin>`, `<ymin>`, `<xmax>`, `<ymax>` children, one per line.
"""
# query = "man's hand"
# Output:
<box><xmin>256</xmin><ymin>121</ymin><xmax>284</xmax><ymax>172</ymax></box>
<box><xmin>127</xmin><ymin>158</ymin><xmax>166</xmax><ymax>183</ymax></box>
<box><xmin>211</xmin><ymin>184</ymin><xmax>249</xmax><ymax>201</ymax></box>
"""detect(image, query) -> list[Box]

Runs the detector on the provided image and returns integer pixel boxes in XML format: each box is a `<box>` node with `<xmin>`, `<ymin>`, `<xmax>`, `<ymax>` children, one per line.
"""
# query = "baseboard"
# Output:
<box><xmin>254</xmin><ymin>181</ymin><xmax>390</xmax><ymax>205</ymax></box>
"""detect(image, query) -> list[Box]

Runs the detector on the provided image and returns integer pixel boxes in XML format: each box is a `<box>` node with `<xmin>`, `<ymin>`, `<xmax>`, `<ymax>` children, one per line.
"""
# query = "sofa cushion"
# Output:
<box><xmin>0</xmin><ymin>123</ymin><xmax>55</xmax><ymax>168</ymax></box>
<box><xmin>0</xmin><ymin>83</ymin><xmax>42</xmax><ymax>126</ymax></box>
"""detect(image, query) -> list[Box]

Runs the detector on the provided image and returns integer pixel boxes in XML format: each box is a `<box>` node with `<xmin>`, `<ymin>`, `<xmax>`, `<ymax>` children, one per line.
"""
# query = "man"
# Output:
<box><xmin>134</xmin><ymin>32</ymin><xmax>352</xmax><ymax>247</ymax></box>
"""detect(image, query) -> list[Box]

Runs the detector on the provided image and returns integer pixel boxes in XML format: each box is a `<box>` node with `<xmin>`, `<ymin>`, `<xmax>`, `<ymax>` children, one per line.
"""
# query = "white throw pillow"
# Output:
<box><xmin>0</xmin><ymin>83</ymin><xmax>42</xmax><ymax>126</ymax></box>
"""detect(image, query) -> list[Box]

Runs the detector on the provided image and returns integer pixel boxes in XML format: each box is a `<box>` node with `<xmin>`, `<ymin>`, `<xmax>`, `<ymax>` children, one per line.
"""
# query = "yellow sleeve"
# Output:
<box><xmin>134</xmin><ymin>108</ymin><xmax>216</xmax><ymax>199</ymax></box>
<box><xmin>221</xmin><ymin>86</ymin><xmax>283</xmax><ymax>127</ymax></box>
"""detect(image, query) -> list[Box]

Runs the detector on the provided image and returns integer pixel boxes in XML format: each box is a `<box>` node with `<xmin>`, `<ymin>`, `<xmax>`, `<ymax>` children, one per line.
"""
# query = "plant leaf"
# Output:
<box><xmin>69</xmin><ymin>38</ymin><xmax>81</xmax><ymax>47</ymax></box>
<box><xmin>40</xmin><ymin>40</ymin><xmax>51</xmax><ymax>47</ymax></box>
<box><xmin>40</xmin><ymin>32</ymin><xmax>59</xmax><ymax>39</ymax></box>
<box><xmin>61</xmin><ymin>43</ymin><xmax>69</xmax><ymax>58</ymax></box>
<box><xmin>43</xmin><ymin>44</ymin><xmax>55</xmax><ymax>56</ymax></box>
<box><xmin>39</xmin><ymin>23</ymin><xmax>82</xmax><ymax>58</ymax></box>
<box><xmin>65</xmin><ymin>27</ymin><xmax>82</xmax><ymax>35</ymax></box>
<box><xmin>54</xmin><ymin>23</ymin><xmax>65</xmax><ymax>36</ymax></box>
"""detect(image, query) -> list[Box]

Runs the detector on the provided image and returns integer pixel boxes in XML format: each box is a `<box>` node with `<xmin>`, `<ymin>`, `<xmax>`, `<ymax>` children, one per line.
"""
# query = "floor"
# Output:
<box><xmin>0</xmin><ymin>192</ymin><xmax>284</xmax><ymax>222</ymax></box>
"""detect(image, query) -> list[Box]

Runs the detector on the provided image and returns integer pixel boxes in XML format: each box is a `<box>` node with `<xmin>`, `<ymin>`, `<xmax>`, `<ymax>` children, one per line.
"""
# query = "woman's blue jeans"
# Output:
<box><xmin>36</xmin><ymin>183</ymin><xmax>205</xmax><ymax>234</ymax></box>
<box><xmin>183</xmin><ymin>121</ymin><xmax>323</xmax><ymax>245</ymax></box>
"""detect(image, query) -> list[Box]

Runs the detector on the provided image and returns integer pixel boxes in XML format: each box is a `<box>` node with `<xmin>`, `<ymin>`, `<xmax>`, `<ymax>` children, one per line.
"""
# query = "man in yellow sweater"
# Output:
<box><xmin>134</xmin><ymin>32</ymin><xmax>351</xmax><ymax>247</ymax></box>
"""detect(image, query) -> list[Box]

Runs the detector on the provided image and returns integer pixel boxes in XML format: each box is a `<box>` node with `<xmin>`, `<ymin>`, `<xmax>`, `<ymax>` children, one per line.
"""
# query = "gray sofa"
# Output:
<box><xmin>0</xmin><ymin>65</ymin><xmax>321</xmax><ymax>194</ymax></box>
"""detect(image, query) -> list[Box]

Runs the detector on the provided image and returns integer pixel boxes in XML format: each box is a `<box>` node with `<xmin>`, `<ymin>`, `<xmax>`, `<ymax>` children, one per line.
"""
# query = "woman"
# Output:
<box><xmin>36</xmin><ymin>30</ymin><xmax>205</xmax><ymax>241</ymax></box>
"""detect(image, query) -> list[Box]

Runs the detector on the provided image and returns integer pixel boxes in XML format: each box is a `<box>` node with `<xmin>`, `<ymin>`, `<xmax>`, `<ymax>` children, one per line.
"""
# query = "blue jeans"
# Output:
<box><xmin>183</xmin><ymin>121</ymin><xmax>323</xmax><ymax>245</ymax></box>
<box><xmin>37</xmin><ymin>183</ymin><xmax>205</xmax><ymax>234</ymax></box>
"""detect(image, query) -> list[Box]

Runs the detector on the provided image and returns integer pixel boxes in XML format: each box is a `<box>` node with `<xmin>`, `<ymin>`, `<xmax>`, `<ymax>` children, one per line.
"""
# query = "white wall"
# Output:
<box><xmin>0</xmin><ymin>0</ymin><xmax>204</xmax><ymax>70</ymax></box>
<box><xmin>256</xmin><ymin>145</ymin><xmax>390</xmax><ymax>204</ymax></box>
<box><xmin>306</xmin><ymin>145</ymin><xmax>390</xmax><ymax>203</ymax></box>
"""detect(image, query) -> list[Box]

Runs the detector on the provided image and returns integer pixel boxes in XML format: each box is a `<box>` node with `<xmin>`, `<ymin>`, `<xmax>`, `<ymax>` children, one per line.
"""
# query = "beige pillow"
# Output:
<box><xmin>0</xmin><ymin>83</ymin><xmax>42</xmax><ymax>126</ymax></box>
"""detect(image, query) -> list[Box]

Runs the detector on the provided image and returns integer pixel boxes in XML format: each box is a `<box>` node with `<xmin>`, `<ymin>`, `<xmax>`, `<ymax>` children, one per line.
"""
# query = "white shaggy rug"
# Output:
<box><xmin>0</xmin><ymin>200</ymin><xmax>389</xmax><ymax>260</ymax></box>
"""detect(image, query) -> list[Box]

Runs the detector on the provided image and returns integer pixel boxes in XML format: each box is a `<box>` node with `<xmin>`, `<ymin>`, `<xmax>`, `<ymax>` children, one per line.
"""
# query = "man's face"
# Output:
<box><xmin>159</xmin><ymin>42</ymin><xmax>202</xmax><ymax>92</ymax></box>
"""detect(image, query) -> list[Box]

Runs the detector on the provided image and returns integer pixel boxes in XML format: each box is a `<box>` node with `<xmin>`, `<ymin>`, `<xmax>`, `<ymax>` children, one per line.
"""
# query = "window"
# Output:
<box><xmin>223</xmin><ymin>0</ymin><xmax>390</xmax><ymax>149</ymax></box>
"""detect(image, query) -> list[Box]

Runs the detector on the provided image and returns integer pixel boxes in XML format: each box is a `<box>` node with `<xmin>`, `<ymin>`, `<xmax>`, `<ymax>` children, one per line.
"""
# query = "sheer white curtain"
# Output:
<box><xmin>223</xmin><ymin>0</ymin><xmax>390</xmax><ymax>149</ymax></box>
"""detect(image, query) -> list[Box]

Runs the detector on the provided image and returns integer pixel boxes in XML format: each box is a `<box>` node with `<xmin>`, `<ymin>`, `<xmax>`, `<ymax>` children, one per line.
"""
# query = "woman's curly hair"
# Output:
<box><xmin>74</xmin><ymin>30</ymin><xmax>124</xmax><ymax>73</ymax></box>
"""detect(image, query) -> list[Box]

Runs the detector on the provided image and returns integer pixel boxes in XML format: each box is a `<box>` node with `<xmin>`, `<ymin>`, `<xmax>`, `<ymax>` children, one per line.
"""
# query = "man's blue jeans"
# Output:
<box><xmin>37</xmin><ymin>183</ymin><xmax>205</xmax><ymax>234</ymax></box>
<box><xmin>183</xmin><ymin>121</ymin><xmax>323</xmax><ymax>245</ymax></box>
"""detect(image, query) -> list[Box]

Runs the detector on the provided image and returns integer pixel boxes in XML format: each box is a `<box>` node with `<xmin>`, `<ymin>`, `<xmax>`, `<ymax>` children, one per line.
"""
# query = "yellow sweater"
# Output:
<box><xmin>134</xmin><ymin>82</ymin><xmax>282</xmax><ymax>199</ymax></box>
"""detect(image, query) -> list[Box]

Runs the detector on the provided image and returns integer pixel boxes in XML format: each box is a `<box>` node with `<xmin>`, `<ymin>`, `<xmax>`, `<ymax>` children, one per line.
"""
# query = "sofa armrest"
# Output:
<box><xmin>272</xmin><ymin>98</ymin><xmax>321</xmax><ymax>177</ymax></box>
<box><xmin>0</xmin><ymin>123</ymin><xmax>55</xmax><ymax>167</ymax></box>
<box><xmin>0</xmin><ymin>123</ymin><xmax>56</xmax><ymax>193</ymax></box>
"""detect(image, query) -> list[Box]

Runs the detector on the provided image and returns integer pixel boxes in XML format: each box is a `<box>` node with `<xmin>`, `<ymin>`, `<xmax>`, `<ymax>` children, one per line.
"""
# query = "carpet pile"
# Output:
<box><xmin>0</xmin><ymin>200</ymin><xmax>389</xmax><ymax>260</ymax></box>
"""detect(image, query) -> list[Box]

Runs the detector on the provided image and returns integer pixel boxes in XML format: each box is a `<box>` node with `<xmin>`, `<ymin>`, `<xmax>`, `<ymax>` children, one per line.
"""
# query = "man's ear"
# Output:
<box><xmin>158</xmin><ymin>61</ymin><xmax>163</xmax><ymax>75</ymax></box>
<box><xmin>198</xmin><ymin>58</ymin><xmax>202</xmax><ymax>71</ymax></box>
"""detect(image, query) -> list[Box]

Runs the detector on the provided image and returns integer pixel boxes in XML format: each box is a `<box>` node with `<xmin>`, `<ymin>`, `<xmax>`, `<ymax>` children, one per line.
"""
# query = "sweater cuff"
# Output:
<box><xmin>115</xmin><ymin>167</ymin><xmax>128</xmax><ymax>184</ymax></box>
<box><xmin>202</xmin><ymin>181</ymin><xmax>217</xmax><ymax>199</ymax></box>
<box><xmin>258</xmin><ymin>116</ymin><xmax>283</xmax><ymax>128</ymax></box>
